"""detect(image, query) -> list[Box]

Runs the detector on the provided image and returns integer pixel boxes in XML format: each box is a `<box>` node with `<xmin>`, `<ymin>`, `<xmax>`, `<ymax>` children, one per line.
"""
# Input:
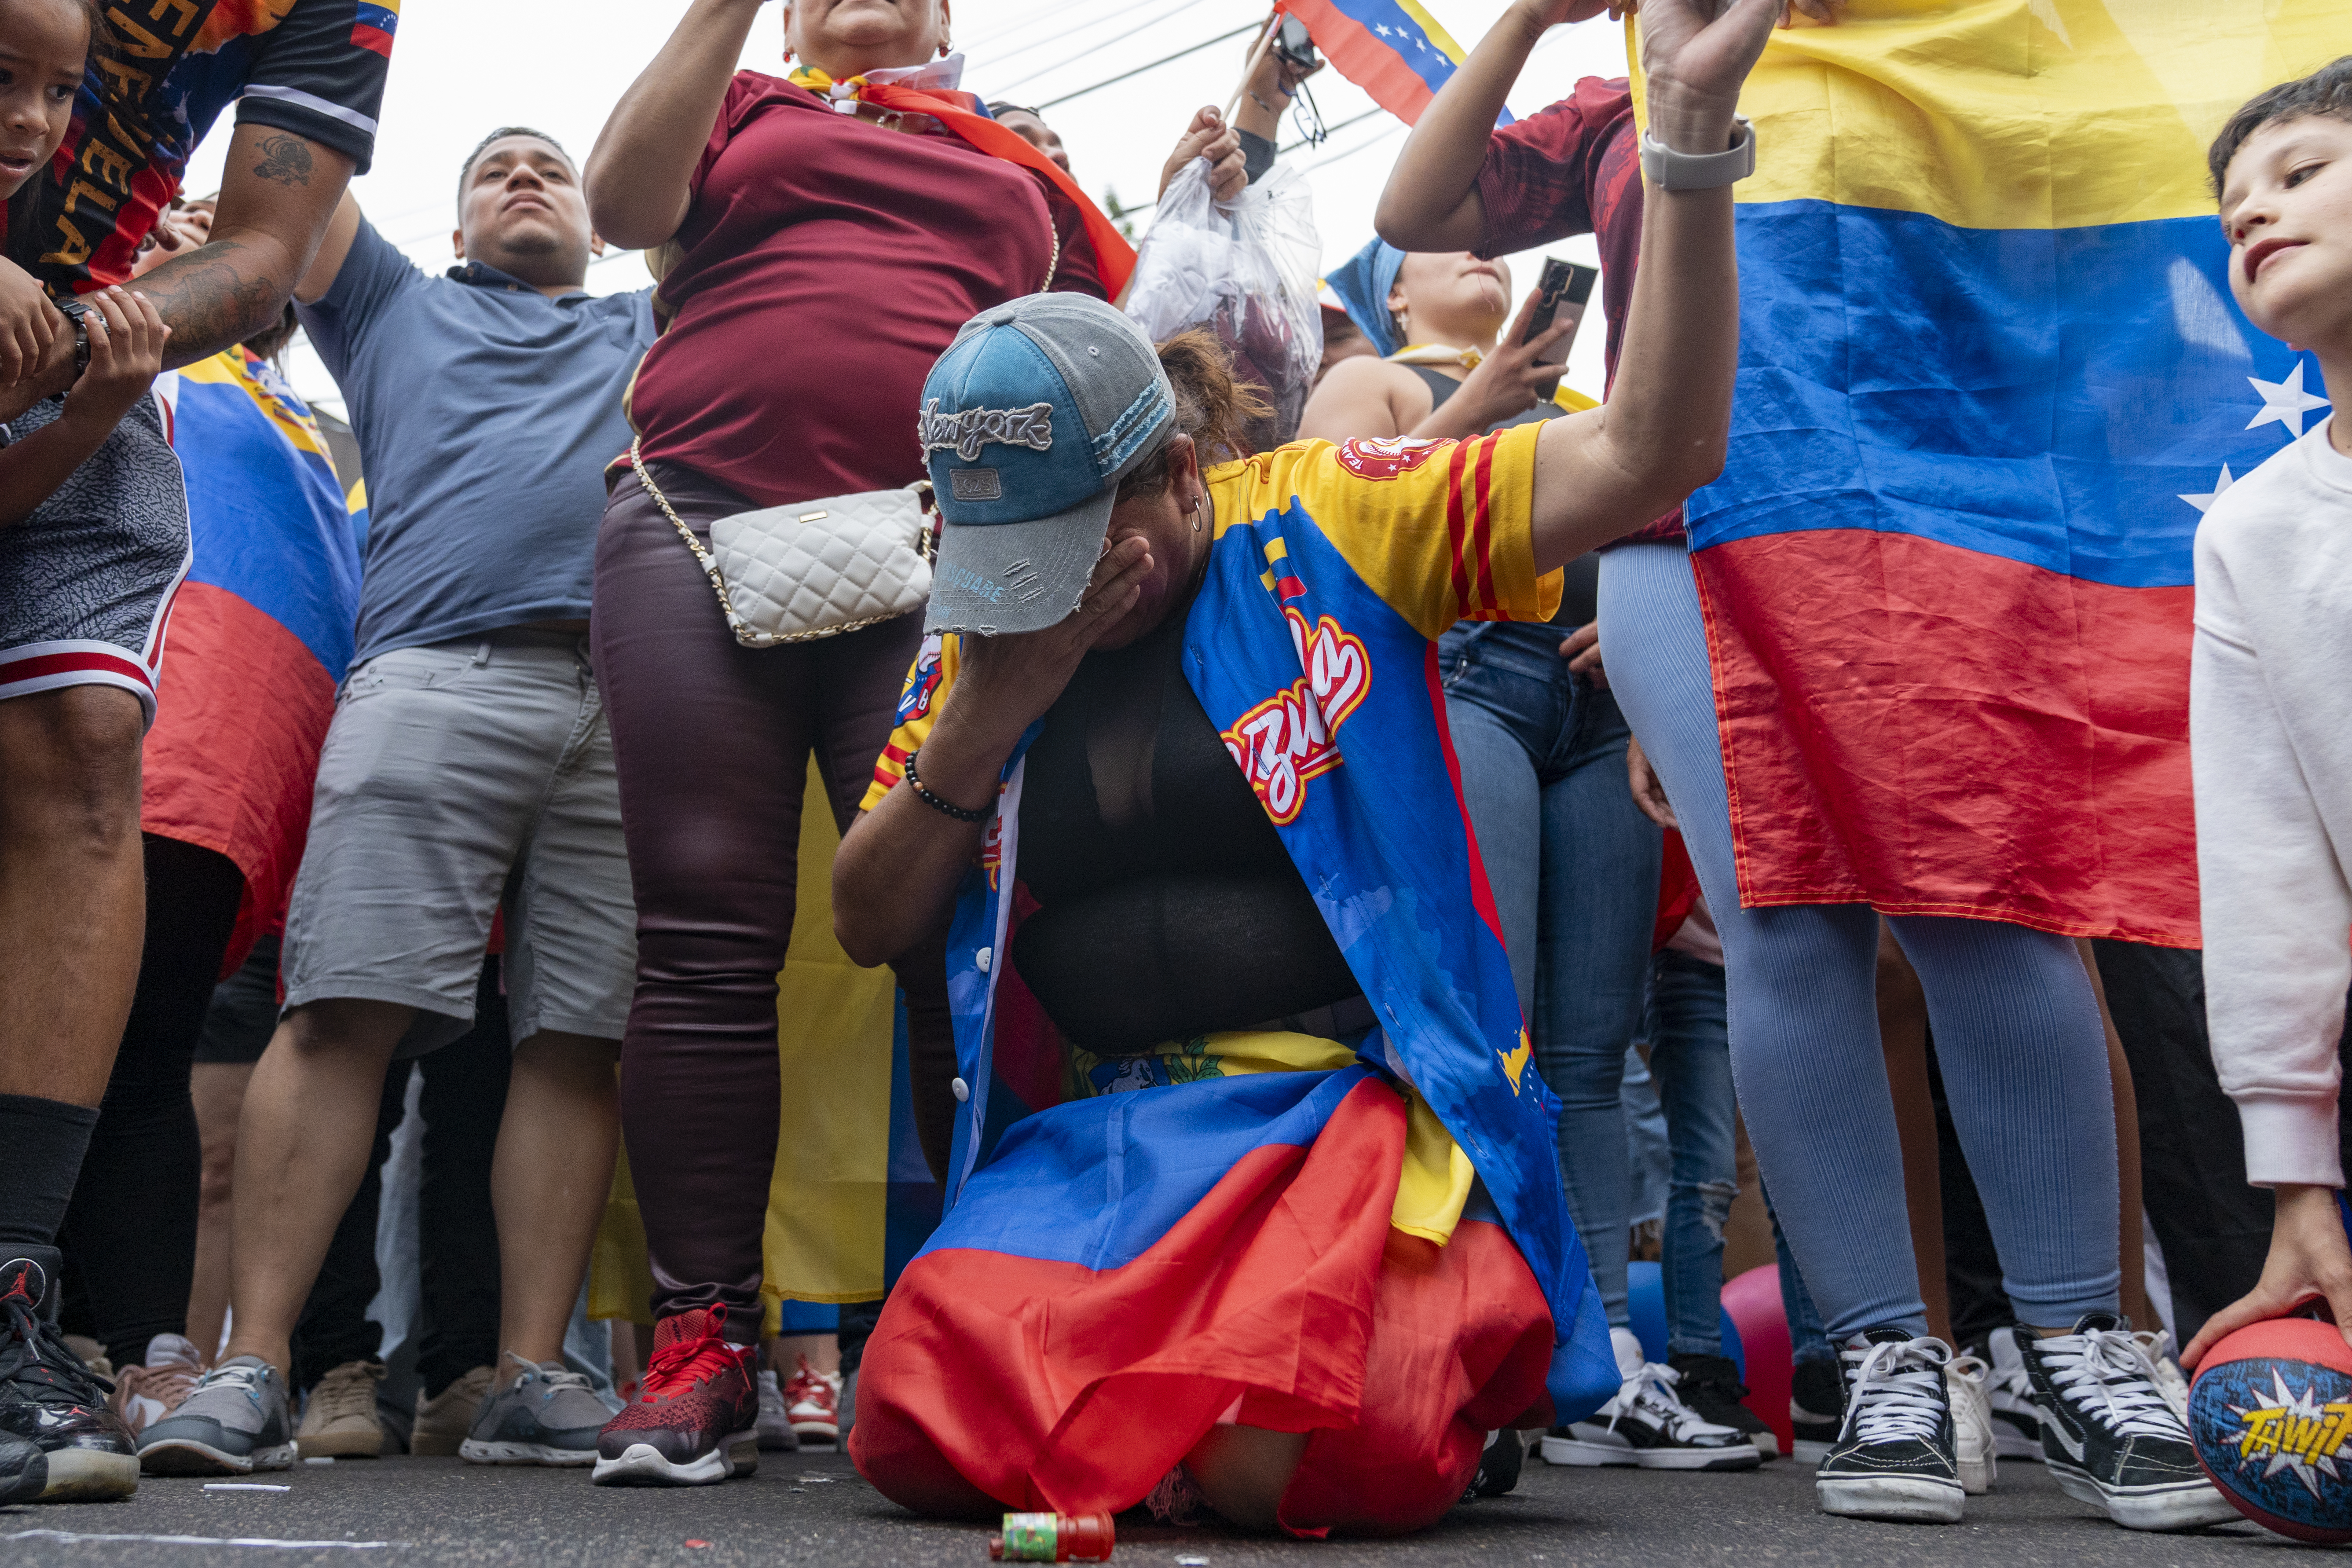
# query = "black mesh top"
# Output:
<box><xmin>1011</xmin><ymin>615</ymin><xmax>1361</xmax><ymax>1055</ymax></box>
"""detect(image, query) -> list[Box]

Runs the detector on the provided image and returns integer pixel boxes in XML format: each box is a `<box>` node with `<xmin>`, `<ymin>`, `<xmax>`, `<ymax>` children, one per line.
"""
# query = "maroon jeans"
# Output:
<box><xmin>594</xmin><ymin>462</ymin><xmax>941</xmax><ymax>1327</ymax></box>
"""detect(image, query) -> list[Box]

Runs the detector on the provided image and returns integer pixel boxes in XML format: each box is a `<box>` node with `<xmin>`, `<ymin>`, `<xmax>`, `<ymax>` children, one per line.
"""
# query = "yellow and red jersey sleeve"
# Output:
<box><xmin>861</xmin><ymin>633</ymin><xmax>963</xmax><ymax>814</ymax></box>
<box><xmin>1207</xmin><ymin>421</ymin><xmax>1557</xmax><ymax>642</ymax></box>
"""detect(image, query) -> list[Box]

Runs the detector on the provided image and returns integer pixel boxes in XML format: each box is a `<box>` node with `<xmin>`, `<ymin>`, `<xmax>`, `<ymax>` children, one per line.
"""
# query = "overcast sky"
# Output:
<box><xmin>181</xmin><ymin>0</ymin><xmax>1630</xmax><ymax>421</ymax></box>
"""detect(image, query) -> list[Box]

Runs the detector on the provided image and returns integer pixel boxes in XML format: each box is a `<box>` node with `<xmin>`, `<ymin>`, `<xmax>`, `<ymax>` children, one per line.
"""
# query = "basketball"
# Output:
<box><xmin>2190</xmin><ymin>1317</ymin><xmax>2352</xmax><ymax>1542</ymax></box>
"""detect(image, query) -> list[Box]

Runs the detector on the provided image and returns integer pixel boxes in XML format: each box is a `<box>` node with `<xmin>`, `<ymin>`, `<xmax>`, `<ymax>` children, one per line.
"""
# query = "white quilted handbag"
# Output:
<box><xmin>629</xmin><ymin>436</ymin><xmax>933</xmax><ymax>647</ymax></box>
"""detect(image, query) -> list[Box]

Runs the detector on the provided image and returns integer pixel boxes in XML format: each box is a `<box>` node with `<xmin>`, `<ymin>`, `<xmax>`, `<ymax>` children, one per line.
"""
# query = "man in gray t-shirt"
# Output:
<box><xmin>139</xmin><ymin>129</ymin><xmax>651</xmax><ymax>1479</ymax></box>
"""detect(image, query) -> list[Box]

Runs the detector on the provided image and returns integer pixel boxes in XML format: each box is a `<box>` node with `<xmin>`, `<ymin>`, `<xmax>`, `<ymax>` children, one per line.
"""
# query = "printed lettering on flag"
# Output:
<box><xmin>1277</xmin><ymin>0</ymin><xmax>1509</xmax><ymax>127</ymax></box>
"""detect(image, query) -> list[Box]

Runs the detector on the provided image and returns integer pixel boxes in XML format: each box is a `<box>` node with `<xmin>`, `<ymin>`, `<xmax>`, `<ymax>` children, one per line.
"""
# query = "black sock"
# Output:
<box><xmin>0</xmin><ymin>1094</ymin><xmax>101</xmax><ymax>1254</ymax></box>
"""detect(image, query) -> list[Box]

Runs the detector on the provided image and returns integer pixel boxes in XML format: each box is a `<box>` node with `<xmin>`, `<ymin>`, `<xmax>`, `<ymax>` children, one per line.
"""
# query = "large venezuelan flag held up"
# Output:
<box><xmin>1674</xmin><ymin>1</ymin><xmax>2340</xmax><ymax>949</ymax></box>
<box><xmin>1277</xmin><ymin>0</ymin><xmax>1509</xmax><ymax>125</ymax></box>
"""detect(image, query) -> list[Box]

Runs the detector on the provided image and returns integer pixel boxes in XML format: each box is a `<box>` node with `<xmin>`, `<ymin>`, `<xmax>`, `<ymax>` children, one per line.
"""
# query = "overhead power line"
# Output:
<box><xmin>986</xmin><ymin>0</ymin><xmax>1209</xmax><ymax>82</ymax></box>
<box><xmin>1036</xmin><ymin>22</ymin><xmax>1259</xmax><ymax>110</ymax></box>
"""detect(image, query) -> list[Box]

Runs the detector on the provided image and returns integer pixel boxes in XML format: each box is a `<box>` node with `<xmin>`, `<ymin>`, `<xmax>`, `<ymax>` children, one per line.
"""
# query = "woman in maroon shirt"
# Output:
<box><xmin>581</xmin><ymin>0</ymin><xmax>1119</xmax><ymax>1487</ymax></box>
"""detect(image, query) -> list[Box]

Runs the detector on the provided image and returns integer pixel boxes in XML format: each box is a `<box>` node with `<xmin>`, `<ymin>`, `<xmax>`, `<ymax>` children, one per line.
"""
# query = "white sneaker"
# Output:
<box><xmin>1984</xmin><ymin>1326</ymin><xmax>2044</xmax><ymax>1461</ymax></box>
<box><xmin>755</xmin><ymin>1370</ymin><xmax>799</xmax><ymax>1451</ymax></box>
<box><xmin>1946</xmin><ymin>1352</ymin><xmax>1998</xmax><ymax>1495</ymax></box>
<box><xmin>110</xmin><ymin>1334</ymin><xmax>205</xmax><ymax>1439</ymax></box>
<box><xmin>1539</xmin><ymin>1328</ymin><xmax>1760</xmax><ymax>1471</ymax></box>
<box><xmin>2132</xmin><ymin>1328</ymin><xmax>2191</xmax><ymax>1423</ymax></box>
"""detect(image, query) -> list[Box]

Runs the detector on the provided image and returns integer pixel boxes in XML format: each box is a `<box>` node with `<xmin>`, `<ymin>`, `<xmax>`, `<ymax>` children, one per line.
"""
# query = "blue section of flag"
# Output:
<box><xmin>354</xmin><ymin>3</ymin><xmax>398</xmax><ymax>35</ymax></box>
<box><xmin>1690</xmin><ymin>200</ymin><xmax>2318</xmax><ymax>590</ymax></box>
<box><xmin>1286</xmin><ymin>0</ymin><xmax>1510</xmax><ymax>126</ymax></box>
<box><xmin>173</xmin><ymin>377</ymin><xmax>365</xmax><ymax>678</ymax></box>
<box><xmin>920</xmin><ymin>1068</ymin><xmax>1370</xmax><ymax>1271</ymax></box>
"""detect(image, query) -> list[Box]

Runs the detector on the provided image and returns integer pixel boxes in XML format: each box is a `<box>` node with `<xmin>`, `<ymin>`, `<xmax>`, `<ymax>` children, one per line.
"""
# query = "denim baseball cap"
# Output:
<box><xmin>919</xmin><ymin>293</ymin><xmax>1173</xmax><ymax>635</ymax></box>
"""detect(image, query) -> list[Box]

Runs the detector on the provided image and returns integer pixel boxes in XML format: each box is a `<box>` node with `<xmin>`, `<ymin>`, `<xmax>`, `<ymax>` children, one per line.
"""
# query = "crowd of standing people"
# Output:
<box><xmin>1</xmin><ymin>0</ymin><xmax>2349</xmax><ymax>1547</ymax></box>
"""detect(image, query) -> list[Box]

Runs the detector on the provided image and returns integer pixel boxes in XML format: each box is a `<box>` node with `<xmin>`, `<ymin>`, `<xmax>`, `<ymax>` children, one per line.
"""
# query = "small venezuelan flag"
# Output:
<box><xmin>1277</xmin><ymin>0</ymin><xmax>1509</xmax><ymax>127</ymax></box>
<box><xmin>352</xmin><ymin>0</ymin><xmax>397</xmax><ymax>59</ymax></box>
<box><xmin>1655</xmin><ymin>1</ymin><xmax>2340</xmax><ymax>948</ymax></box>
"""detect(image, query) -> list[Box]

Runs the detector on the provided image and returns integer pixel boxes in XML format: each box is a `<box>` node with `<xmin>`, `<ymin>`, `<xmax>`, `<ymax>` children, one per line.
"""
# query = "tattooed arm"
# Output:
<box><xmin>134</xmin><ymin>124</ymin><xmax>356</xmax><ymax>368</ymax></box>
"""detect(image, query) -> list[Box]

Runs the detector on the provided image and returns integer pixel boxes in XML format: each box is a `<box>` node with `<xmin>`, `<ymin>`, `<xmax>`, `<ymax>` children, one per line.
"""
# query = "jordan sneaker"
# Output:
<box><xmin>136</xmin><ymin>1356</ymin><xmax>294</xmax><ymax>1475</ymax></box>
<box><xmin>461</xmin><ymin>1352</ymin><xmax>612</xmax><ymax>1466</ymax></box>
<box><xmin>0</xmin><ymin>1251</ymin><xmax>139</xmax><ymax>1500</ymax></box>
<box><xmin>1814</xmin><ymin>1330</ymin><xmax>1964</xmax><ymax>1523</ymax></box>
<box><xmin>593</xmin><ymin>1308</ymin><xmax>759</xmax><ymax>1485</ymax></box>
<box><xmin>1541</xmin><ymin>1328</ymin><xmax>1760</xmax><ymax>1470</ymax></box>
<box><xmin>783</xmin><ymin>1354</ymin><xmax>841</xmax><ymax>1447</ymax></box>
<box><xmin>1670</xmin><ymin>1352</ymin><xmax>1779</xmax><ymax>1458</ymax></box>
<box><xmin>2017</xmin><ymin>1314</ymin><xmax>2236</xmax><ymax>1531</ymax></box>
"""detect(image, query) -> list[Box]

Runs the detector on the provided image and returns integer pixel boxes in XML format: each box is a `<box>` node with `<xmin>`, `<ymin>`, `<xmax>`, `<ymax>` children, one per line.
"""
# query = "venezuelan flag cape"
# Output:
<box><xmin>1662</xmin><ymin>2</ymin><xmax>2340</xmax><ymax>947</ymax></box>
<box><xmin>1279</xmin><ymin>0</ymin><xmax>1510</xmax><ymax>126</ymax></box>
<box><xmin>851</xmin><ymin>425</ymin><xmax>1617</xmax><ymax>1525</ymax></box>
<box><xmin>145</xmin><ymin>352</ymin><xmax>363</xmax><ymax>970</ymax></box>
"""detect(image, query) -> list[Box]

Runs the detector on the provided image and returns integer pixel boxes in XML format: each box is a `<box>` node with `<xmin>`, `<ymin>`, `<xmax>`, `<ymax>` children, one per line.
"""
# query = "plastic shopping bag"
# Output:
<box><xmin>1123</xmin><ymin>156</ymin><xmax>1323</xmax><ymax>451</ymax></box>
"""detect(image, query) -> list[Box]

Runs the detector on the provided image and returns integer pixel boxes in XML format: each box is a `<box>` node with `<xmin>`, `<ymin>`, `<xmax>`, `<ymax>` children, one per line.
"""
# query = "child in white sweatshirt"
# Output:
<box><xmin>2181</xmin><ymin>57</ymin><xmax>2352</xmax><ymax>1370</ymax></box>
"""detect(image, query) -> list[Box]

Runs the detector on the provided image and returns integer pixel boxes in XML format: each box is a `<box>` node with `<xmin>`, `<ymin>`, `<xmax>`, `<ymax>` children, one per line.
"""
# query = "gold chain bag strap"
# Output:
<box><xmin>628</xmin><ymin>436</ymin><xmax>936</xmax><ymax>648</ymax></box>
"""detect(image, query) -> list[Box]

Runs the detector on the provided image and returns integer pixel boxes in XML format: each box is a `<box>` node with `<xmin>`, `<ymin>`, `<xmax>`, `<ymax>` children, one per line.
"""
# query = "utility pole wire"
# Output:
<box><xmin>988</xmin><ymin>0</ymin><xmax>1213</xmax><ymax>88</ymax></box>
<box><xmin>1036</xmin><ymin>22</ymin><xmax>1260</xmax><ymax>110</ymax></box>
<box><xmin>1105</xmin><ymin>106</ymin><xmax>1392</xmax><ymax>222</ymax></box>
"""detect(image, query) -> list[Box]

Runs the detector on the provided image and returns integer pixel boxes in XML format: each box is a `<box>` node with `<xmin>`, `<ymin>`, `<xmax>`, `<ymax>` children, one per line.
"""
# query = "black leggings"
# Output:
<box><xmin>60</xmin><ymin>835</ymin><xmax>244</xmax><ymax>1368</ymax></box>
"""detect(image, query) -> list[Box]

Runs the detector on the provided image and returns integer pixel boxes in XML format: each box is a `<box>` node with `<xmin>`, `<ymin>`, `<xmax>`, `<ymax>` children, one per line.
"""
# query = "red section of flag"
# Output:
<box><xmin>849</xmin><ymin>1077</ymin><xmax>1551</xmax><ymax>1531</ymax></box>
<box><xmin>1653</xmin><ymin>829</ymin><xmax>1699</xmax><ymax>952</ymax></box>
<box><xmin>1279</xmin><ymin>0</ymin><xmax>1437</xmax><ymax>125</ymax></box>
<box><xmin>352</xmin><ymin>23</ymin><xmax>394</xmax><ymax>57</ymax></box>
<box><xmin>1693</xmin><ymin>530</ymin><xmax>2197</xmax><ymax>946</ymax></box>
<box><xmin>140</xmin><ymin>582</ymin><xmax>336</xmax><ymax>977</ymax></box>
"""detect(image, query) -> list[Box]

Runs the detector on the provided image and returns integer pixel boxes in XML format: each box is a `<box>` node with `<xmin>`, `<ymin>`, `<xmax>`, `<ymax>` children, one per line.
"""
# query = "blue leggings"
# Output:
<box><xmin>1598</xmin><ymin>542</ymin><xmax>2121</xmax><ymax>1338</ymax></box>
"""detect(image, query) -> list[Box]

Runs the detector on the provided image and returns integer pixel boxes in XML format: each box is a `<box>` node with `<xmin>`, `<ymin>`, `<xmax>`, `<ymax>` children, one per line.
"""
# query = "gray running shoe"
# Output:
<box><xmin>459</xmin><ymin>1353</ymin><xmax>612</xmax><ymax>1466</ymax></box>
<box><xmin>137</xmin><ymin>1356</ymin><xmax>295</xmax><ymax>1476</ymax></box>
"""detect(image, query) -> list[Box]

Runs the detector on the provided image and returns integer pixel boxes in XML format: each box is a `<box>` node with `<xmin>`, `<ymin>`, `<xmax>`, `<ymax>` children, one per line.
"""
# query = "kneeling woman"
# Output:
<box><xmin>832</xmin><ymin>2</ymin><xmax>1777</xmax><ymax>1531</ymax></box>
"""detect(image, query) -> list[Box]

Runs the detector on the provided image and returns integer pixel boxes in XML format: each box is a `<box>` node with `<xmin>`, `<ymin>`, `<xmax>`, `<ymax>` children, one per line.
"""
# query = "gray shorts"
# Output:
<box><xmin>281</xmin><ymin>630</ymin><xmax>635</xmax><ymax>1057</ymax></box>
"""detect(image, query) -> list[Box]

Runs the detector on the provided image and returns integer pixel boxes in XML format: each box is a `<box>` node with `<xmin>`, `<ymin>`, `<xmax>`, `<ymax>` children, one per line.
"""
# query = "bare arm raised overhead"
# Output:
<box><xmin>586</xmin><ymin>0</ymin><xmax>770</xmax><ymax>250</ymax></box>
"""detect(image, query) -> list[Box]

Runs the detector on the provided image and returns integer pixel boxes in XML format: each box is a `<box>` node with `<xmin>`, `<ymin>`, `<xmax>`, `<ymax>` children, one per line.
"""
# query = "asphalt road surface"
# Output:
<box><xmin>0</xmin><ymin>1446</ymin><xmax>2293</xmax><ymax>1568</ymax></box>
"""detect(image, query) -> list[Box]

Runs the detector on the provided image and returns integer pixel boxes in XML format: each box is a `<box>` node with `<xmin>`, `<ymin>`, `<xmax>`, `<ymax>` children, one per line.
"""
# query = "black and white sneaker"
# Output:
<box><xmin>1670</xmin><ymin>1353</ymin><xmax>1778</xmax><ymax>1459</ymax></box>
<box><xmin>2017</xmin><ymin>1314</ymin><xmax>2238</xmax><ymax>1531</ymax></box>
<box><xmin>1464</xmin><ymin>1428</ymin><xmax>1528</xmax><ymax>1498</ymax></box>
<box><xmin>1814</xmin><ymin>1329</ymin><xmax>1964</xmax><ymax>1523</ymax></box>
<box><xmin>1541</xmin><ymin>1330</ymin><xmax>1760</xmax><ymax>1471</ymax></box>
<box><xmin>1789</xmin><ymin>1355</ymin><xmax>1843</xmax><ymax>1464</ymax></box>
<box><xmin>0</xmin><ymin>1251</ymin><xmax>139</xmax><ymax>1501</ymax></box>
<box><xmin>1983</xmin><ymin>1326</ymin><xmax>2045</xmax><ymax>1460</ymax></box>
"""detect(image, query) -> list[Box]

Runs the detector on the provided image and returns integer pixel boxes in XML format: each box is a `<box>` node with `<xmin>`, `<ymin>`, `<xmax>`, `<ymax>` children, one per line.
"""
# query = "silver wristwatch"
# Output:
<box><xmin>1640</xmin><ymin>115</ymin><xmax>1756</xmax><ymax>191</ymax></box>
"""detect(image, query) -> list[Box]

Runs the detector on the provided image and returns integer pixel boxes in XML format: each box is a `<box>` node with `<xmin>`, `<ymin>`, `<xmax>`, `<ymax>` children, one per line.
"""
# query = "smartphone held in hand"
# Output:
<box><xmin>1519</xmin><ymin>257</ymin><xmax>1598</xmax><ymax>401</ymax></box>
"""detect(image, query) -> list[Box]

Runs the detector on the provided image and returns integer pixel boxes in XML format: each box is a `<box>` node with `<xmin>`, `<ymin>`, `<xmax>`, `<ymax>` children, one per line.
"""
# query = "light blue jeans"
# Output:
<box><xmin>1440</xmin><ymin>619</ymin><xmax>1663</xmax><ymax>1330</ymax></box>
<box><xmin>1645</xmin><ymin>949</ymin><xmax>1742</xmax><ymax>1356</ymax></box>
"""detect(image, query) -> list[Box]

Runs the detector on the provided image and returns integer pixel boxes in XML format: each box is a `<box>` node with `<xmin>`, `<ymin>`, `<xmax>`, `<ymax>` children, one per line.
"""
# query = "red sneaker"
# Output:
<box><xmin>592</xmin><ymin>1308</ymin><xmax>759</xmax><ymax>1486</ymax></box>
<box><xmin>783</xmin><ymin>1354</ymin><xmax>842</xmax><ymax>1446</ymax></box>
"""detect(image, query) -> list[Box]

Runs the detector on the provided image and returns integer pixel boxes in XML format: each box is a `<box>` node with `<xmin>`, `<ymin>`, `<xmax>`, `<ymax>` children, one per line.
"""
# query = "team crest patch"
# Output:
<box><xmin>1220</xmin><ymin>609</ymin><xmax>1370</xmax><ymax>824</ymax></box>
<box><xmin>1335</xmin><ymin>436</ymin><xmax>1444</xmax><ymax>480</ymax></box>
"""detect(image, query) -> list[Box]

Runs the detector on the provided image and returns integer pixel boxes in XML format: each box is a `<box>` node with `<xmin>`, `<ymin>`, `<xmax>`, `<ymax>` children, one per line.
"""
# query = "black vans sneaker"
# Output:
<box><xmin>1814</xmin><ymin>1329</ymin><xmax>1964</xmax><ymax>1523</ymax></box>
<box><xmin>1670</xmin><ymin>1352</ymin><xmax>1779</xmax><ymax>1458</ymax></box>
<box><xmin>2016</xmin><ymin>1314</ymin><xmax>2238</xmax><ymax>1531</ymax></box>
<box><xmin>0</xmin><ymin>1251</ymin><xmax>139</xmax><ymax>1501</ymax></box>
<box><xmin>1790</xmin><ymin>1355</ymin><xmax>1843</xmax><ymax>1463</ymax></box>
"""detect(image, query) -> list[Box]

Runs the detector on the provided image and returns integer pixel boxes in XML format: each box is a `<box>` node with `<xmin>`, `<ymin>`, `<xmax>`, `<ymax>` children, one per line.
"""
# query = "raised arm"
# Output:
<box><xmin>135</xmin><ymin>124</ymin><xmax>354</xmax><ymax>367</ymax></box>
<box><xmin>1375</xmin><ymin>0</ymin><xmax>1620</xmax><ymax>253</ymax></box>
<box><xmin>1525</xmin><ymin>0</ymin><xmax>1777</xmax><ymax>575</ymax></box>
<box><xmin>586</xmin><ymin>0</ymin><xmax>767</xmax><ymax>251</ymax></box>
<box><xmin>295</xmin><ymin>191</ymin><xmax>363</xmax><ymax>306</ymax></box>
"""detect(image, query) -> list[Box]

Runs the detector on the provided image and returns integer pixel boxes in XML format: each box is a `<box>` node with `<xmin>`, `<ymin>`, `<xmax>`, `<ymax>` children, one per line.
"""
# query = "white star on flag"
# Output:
<box><xmin>1374</xmin><ymin>21</ymin><xmax>1391</xmax><ymax>34</ymax></box>
<box><xmin>2180</xmin><ymin>464</ymin><xmax>2236</xmax><ymax>514</ymax></box>
<box><xmin>2246</xmin><ymin>360</ymin><xmax>2331</xmax><ymax>438</ymax></box>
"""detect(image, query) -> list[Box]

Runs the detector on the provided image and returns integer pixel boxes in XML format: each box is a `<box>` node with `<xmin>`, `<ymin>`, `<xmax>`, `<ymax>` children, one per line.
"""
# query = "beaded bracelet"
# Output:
<box><xmin>903</xmin><ymin>750</ymin><xmax>990</xmax><ymax>824</ymax></box>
